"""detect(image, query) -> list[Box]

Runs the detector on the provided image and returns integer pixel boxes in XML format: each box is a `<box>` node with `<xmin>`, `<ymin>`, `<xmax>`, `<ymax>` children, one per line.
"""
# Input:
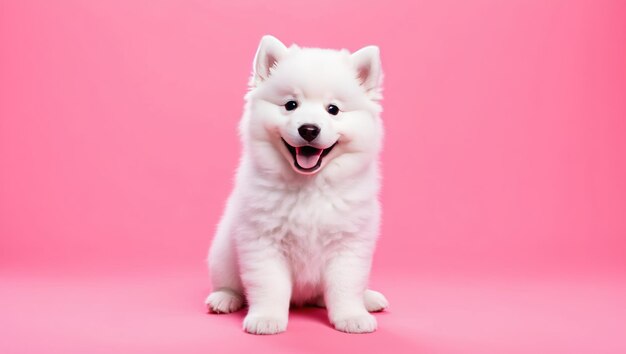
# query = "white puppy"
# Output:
<box><xmin>206</xmin><ymin>35</ymin><xmax>387</xmax><ymax>334</ymax></box>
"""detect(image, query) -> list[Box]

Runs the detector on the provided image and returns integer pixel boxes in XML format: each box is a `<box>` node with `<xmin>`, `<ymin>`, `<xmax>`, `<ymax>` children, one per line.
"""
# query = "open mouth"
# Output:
<box><xmin>282</xmin><ymin>138</ymin><xmax>337</xmax><ymax>173</ymax></box>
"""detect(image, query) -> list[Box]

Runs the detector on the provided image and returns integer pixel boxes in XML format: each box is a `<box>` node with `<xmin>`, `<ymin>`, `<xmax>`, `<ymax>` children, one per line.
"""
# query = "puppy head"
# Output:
<box><xmin>241</xmin><ymin>35</ymin><xmax>383</xmax><ymax>178</ymax></box>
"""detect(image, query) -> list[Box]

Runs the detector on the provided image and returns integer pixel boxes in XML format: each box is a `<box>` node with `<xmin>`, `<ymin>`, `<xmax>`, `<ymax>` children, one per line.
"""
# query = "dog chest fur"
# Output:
<box><xmin>232</xmin><ymin>168</ymin><xmax>380</xmax><ymax>303</ymax></box>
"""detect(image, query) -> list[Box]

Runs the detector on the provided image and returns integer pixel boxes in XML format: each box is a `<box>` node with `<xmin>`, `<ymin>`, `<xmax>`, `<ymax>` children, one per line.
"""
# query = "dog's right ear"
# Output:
<box><xmin>252</xmin><ymin>35</ymin><xmax>288</xmax><ymax>84</ymax></box>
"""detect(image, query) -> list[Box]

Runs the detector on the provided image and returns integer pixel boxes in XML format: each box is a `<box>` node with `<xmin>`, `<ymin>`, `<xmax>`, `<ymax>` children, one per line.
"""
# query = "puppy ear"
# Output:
<box><xmin>351</xmin><ymin>46</ymin><xmax>383</xmax><ymax>92</ymax></box>
<box><xmin>253</xmin><ymin>35</ymin><xmax>288</xmax><ymax>83</ymax></box>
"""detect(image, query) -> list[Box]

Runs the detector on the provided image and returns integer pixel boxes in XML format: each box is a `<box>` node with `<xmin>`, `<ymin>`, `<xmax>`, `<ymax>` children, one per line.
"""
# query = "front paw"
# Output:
<box><xmin>243</xmin><ymin>314</ymin><xmax>287</xmax><ymax>335</ymax></box>
<box><xmin>332</xmin><ymin>312</ymin><xmax>377</xmax><ymax>333</ymax></box>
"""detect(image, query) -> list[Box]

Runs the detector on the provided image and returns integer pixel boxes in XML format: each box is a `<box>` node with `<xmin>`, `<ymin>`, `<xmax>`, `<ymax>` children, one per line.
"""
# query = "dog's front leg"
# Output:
<box><xmin>324</xmin><ymin>251</ymin><xmax>377</xmax><ymax>333</ymax></box>
<box><xmin>240</xmin><ymin>245</ymin><xmax>291</xmax><ymax>335</ymax></box>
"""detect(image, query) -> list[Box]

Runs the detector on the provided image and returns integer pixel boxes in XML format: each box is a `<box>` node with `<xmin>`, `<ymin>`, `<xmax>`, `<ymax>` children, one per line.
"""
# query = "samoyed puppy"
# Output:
<box><xmin>205</xmin><ymin>35</ymin><xmax>387</xmax><ymax>334</ymax></box>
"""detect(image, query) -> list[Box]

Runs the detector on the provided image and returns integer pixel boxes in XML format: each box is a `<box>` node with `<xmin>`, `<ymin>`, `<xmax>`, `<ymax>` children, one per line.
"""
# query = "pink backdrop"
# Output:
<box><xmin>1</xmin><ymin>0</ymin><xmax>625</xmax><ymax>353</ymax></box>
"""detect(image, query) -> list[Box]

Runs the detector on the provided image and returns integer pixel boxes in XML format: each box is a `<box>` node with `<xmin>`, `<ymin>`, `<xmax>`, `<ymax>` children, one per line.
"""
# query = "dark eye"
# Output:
<box><xmin>285</xmin><ymin>100</ymin><xmax>298</xmax><ymax>111</ymax></box>
<box><xmin>327</xmin><ymin>104</ymin><xmax>339</xmax><ymax>115</ymax></box>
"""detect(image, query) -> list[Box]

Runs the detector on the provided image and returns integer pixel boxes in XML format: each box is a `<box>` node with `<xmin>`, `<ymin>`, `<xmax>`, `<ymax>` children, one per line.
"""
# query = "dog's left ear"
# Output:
<box><xmin>351</xmin><ymin>46</ymin><xmax>383</xmax><ymax>92</ymax></box>
<box><xmin>253</xmin><ymin>35</ymin><xmax>288</xmax><ymax>83</ymax></box>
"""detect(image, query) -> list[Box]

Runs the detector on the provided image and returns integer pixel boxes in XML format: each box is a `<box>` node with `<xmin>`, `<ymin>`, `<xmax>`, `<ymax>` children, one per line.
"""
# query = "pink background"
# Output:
<box><xmin>1</xmin><ymin>0</ymin><xmax>625</xmax><ymax>353</ymax></box>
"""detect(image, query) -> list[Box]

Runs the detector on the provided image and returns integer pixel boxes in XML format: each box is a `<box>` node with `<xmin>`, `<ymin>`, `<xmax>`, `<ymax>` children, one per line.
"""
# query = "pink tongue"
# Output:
<box><xmin>295</xmin><ymin>147</ymin><xmax>323</xmax><ymax>169</ymax></box>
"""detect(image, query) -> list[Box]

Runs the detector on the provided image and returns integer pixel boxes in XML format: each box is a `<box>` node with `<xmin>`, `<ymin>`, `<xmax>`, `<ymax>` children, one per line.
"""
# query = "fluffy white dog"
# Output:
<box><xmin>206</xmin><ymin>35</ymin><xmax>387</xmax><ymax>334</ymax></box>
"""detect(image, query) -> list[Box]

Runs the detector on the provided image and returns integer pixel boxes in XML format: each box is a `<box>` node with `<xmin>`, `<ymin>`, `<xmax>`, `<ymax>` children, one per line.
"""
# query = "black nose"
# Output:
<box><xmin>298</xmin><ymin>124</ymin><xmax>320</xmax><ymax>142</ymax></box>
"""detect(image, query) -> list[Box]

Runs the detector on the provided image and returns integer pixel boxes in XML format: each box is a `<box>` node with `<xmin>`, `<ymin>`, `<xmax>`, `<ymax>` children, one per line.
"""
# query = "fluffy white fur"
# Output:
<box><xmin>206</xmin><ymin>35</ymin><xmax>387</xmax><ymax>335</ymax></box>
